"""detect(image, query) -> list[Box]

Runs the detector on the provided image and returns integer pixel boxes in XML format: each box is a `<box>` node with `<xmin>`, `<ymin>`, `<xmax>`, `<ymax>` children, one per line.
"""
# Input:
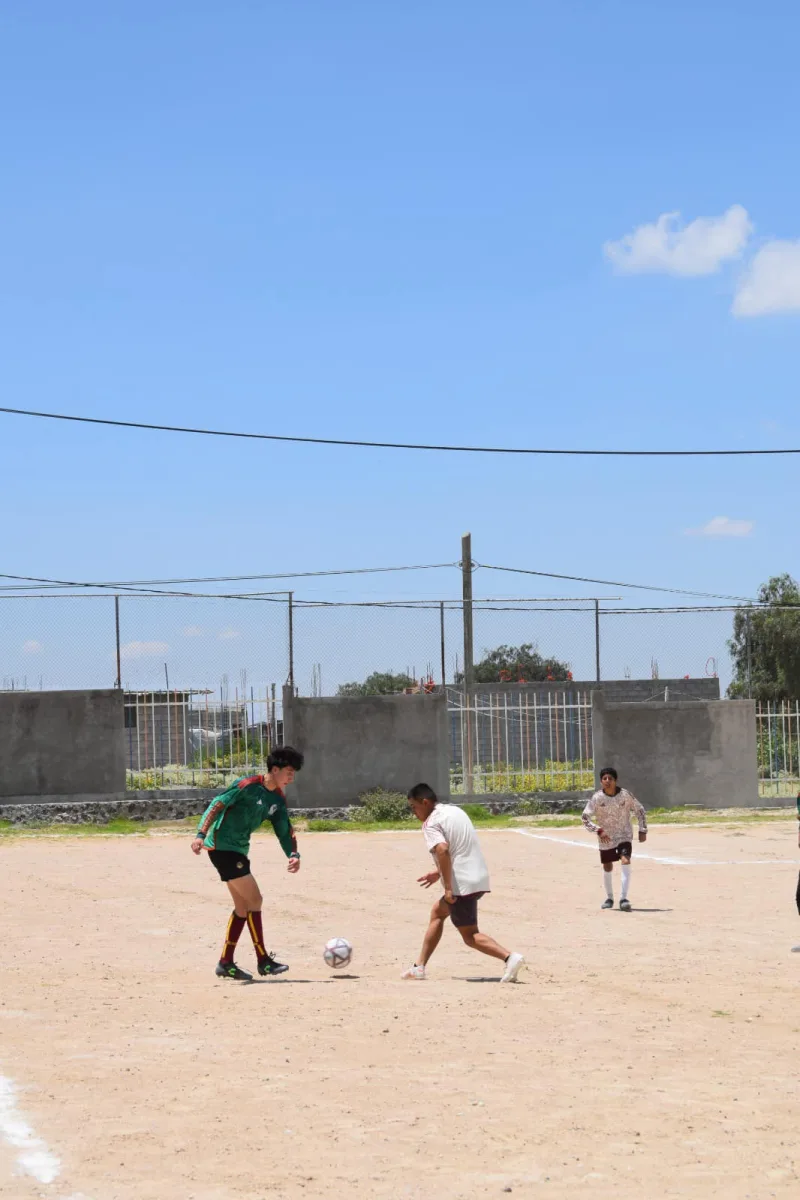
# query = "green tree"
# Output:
<box><xmin>337</xmin><ymin>670</ymin><xmax>416</xmax><ymax>697</ymax></box>
<box><xmin>457</xmin><ymin>642</ymin><xmax>571</xmax><ymax>684</ymax></box>
<box><xmin>728</xmin><ymin>574</ymin><xmax>800</xmax><ymax>701</ymax></box>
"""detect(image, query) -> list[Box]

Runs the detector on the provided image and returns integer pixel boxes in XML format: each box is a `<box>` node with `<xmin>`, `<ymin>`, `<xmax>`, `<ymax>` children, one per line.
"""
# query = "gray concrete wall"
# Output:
<box><xmin>283</xmin><ymin>688</ymin><xmax>450</xmax><ymax>807</ymax></box>
<box><xmin>473</xmin><ymin>679</ymin><xmax>720</xmax><ymax>702</ymax></box>
<box><xmin>0</xmin><ymin>689</ymin><xmax>125</xmax><ymax>797</ymax></box>
<box><xmin>591</xmin><ymin>692</ymin><xmax>758</xmax><ymax>808</ymax></box>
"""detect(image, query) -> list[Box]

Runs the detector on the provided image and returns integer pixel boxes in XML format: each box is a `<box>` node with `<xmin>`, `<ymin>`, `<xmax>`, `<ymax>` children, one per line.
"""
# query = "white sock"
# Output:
<box><xmin>603</xmin><ymin>870</ymin><xmax>613</xmax><ymax>899</ymax></box>
<box><xmin>621</xmin><ymin>863</ymin><xmax>631</xmax><ymax>900</ymax></box>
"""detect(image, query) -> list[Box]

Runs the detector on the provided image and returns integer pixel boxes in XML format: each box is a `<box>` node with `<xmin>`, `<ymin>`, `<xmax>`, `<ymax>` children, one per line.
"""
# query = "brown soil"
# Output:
<box><xmin>0</xmin><ymin>823</ymin><xmax>798</xmax><ymax>1199</ymax></box>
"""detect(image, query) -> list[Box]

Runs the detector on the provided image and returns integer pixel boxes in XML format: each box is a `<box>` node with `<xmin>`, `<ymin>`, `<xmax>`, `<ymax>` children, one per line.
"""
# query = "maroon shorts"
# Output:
<box><xmin>445</xmin><ymin>892</ymin><xmax>486</xmax><ymax>927</ymax></box>
<box><xmin>599</xmin><ymin>840</ymin><xmax>632</xmax><ymax>864</ymax></box>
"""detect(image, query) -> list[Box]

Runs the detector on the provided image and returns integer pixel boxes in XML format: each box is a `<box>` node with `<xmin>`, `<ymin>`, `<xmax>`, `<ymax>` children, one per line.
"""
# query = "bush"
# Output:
<box><xmin>515</xmin><ymin>798</ymin><xmax>545</xmax><ymax>816</ymax></box>
<box><xmin>460</xmin><ymin>803</ymin><xmax>494</xmax><ymax>822</ymax></box>
<box><xmin>351</xmin><ymin>788</ymin><xmax>412</xmax><ymax>824</ymax></box>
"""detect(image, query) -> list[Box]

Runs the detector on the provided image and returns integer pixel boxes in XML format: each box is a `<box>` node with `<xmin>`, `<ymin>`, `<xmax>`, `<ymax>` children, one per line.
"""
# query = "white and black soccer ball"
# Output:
<box><xmin>323</xmin><ymin>936</ymin><xmax>352</xmax><ymax>970</ymax></box>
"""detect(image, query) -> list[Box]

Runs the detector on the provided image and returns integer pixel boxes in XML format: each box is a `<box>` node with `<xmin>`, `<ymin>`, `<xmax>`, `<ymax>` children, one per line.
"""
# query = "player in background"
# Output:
<box><xmin>402</xmin><ymin>783</ymin><xmax>524</xmax><ymax>983</ymax></box>
<box><xmin>191</xmin><ymin>746</ymin><xmax>304</xmax><ymax>980</ymax></box>
<box><xmin>582</xmin><ymin>767</ymin><xmax>647</xmax><ymax>911</ymax></box>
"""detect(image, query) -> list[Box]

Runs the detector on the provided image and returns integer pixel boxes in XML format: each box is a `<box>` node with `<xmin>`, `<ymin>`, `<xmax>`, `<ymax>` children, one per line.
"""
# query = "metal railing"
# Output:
<box><xmin>757</xmin><ymin>701</ymin><xmax>800</xmax><ymax>797</ymax></box>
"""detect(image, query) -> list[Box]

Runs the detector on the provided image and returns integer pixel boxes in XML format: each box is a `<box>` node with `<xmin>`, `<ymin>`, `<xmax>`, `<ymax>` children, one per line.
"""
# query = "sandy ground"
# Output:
<box><xmin>1</xmin><ymin>822</ymin><xmax>799</xmax><ymax>1200</ymax></box>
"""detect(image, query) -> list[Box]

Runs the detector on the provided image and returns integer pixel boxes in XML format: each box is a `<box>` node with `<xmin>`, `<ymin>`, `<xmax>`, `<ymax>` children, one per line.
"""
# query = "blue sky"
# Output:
<box><xmin>1</xmin><ymin>1</ymin><xmax>799</xmax><ymax>690</ymax></box>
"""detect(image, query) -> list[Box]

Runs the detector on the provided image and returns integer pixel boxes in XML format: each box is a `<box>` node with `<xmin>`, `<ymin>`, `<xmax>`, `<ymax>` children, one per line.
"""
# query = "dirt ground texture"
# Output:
<box><xmin>1</xmin><ymin>823</ymin><xmax>799</xmax><ymax>1200</ymax></box>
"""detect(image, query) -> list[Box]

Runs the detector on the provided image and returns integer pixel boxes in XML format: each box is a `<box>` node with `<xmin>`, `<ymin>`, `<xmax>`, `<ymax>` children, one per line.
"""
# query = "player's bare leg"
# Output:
<box><xmin>457</xmin><ymin>925</ymin><xmax>524</xmax><ymax>983</ymax></box>
<box><xmin>402</xmin><ymin>897</ymin><xmax>448</xmax><ymax>978</ymax></box>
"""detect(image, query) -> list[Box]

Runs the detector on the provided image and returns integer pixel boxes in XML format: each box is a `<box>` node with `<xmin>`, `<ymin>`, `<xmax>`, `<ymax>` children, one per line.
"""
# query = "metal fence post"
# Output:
<box><xmin>462</xmin><ymin>533</ymin><xmax>474</xmax><ymax>794</ymax></box>
<box><xmin>440</xmin><ymin>600</ymin><xmax>446</xmax><ymax>688</ymax></box>
<box><xmin>114</xmin><ymin>595</ymin><xmax>122</xmax><ymax>689</ymax></box>
<box><xmin>288</xmin><ymin>591</ymin><xmax>295</xmax><ymax>693</ymax></box>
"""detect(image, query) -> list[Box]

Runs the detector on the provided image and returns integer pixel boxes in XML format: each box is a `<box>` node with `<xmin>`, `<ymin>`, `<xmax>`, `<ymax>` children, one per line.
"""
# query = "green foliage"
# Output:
<box><xmin>456</xmin><ymin>643</ymin><xmax>571</xmax><ymax>684</ymax></box>
<box><xmin>350</xmin><ymin>788</ymin><xmax>412</xmax><ymax>823</ymax></box>
<box><xmin>728</xmin><ymin>574</ymin><xmax>800</xmax><ymax>701</ymax></box>
<box><xmin>307</xmin><ymin>819</ymin><xmax>346</xmax><ymax>832</ymax></box>
<box><xmin>460</xmin><ymin>803</ymin><xmax>494</xmax><ymax>822</ymax></box>
<box><xmin>451</xmin><ymin>761</ymin><xmax>594</xmax><ymax>794</ymax></box>
<box><xmin>337</xmin><ymin>671</ymin><xmax>417</xmax><ymax>697</ymax></box>
<box><xmin>515</xmin><ymin>798</ymin><xmax>545</xmax><ymax>815</ymax></box>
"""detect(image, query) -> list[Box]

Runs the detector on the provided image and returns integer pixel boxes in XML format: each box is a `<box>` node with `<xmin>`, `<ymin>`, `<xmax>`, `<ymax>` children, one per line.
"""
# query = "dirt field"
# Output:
<box><xmin>1</xmin><ymin>822</ymin><xmax>799</xmax><ymax>1200</ymax></box>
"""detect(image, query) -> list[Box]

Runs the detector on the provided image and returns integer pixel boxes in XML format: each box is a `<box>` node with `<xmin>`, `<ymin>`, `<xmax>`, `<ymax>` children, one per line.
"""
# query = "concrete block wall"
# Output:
<box><xmin>591</xmin><ymin>692</ymin><xmax>758</xmax><ymax>808</ymax></box>
<box><xmin>0</xmin><ymin>689</ymin><xmax>125</xmax><ymax>797</ymax></box>
<box><xmin>283</xmin><ymin>689</ymin><xmax>450</xmax><ymax>807</ymax></box>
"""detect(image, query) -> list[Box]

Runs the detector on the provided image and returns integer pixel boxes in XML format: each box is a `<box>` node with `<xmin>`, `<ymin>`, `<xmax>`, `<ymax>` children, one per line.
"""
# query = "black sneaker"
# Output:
<box><xmin>601</xmin><ymin>898</ymin><xmax>614</xmax><ymax>909</ymax></box>
<box><xmin>257</xmin><ymin>953</ymin><xmax>289</xmax><ymax>977</ymax></box>
<box><xmin>215</xmin><ymin>961</ymin><xmax>253</xmax><ymax>981</ymax></box>
<box><xmin>619</xmin><ymin>899</ymin><xmax>632</xmax><ymax>912</ymax></box>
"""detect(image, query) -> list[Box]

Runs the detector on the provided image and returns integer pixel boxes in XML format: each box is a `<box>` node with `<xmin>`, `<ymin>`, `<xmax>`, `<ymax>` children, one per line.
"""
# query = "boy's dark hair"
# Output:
<box><xmin>599</xmin><ymin>766</ymin><xmax>618</xmax><ymax>780</ymax></box>
<box><xmin>408</xmin><ymin>782</ymin><xmax>438</xmax><ymax>804</ymax></box>
<box><xmin>268</xmin><ymin>746</ymin><xmax>304</xmax><ymax>772</ymax></box>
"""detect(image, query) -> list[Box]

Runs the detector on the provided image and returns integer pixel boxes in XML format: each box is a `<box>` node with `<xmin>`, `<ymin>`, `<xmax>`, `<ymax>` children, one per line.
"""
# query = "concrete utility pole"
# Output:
<box><xmin>461</xmin><ymin>533</ymin><xmax>474</xmax><ymax>794</ymax></box>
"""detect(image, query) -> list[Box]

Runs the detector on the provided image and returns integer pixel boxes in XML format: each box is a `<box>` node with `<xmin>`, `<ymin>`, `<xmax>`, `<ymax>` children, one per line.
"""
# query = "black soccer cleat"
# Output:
<box><xmin>619</xmin><ymin>898</ymin><xmax>632</xmax><ymax>912</ymax></box>
<box><xmin>601</xmin><ymin>898</ymin><xmax>614</xmax><ymax>909</ymax></box>
<box><xmin>257</xmin><ymin>953</ymin><xmax>289</xmax><ymax>977</ymax></box>
<box><xmin>215</xmin><ymin>961</ymin><xmax>253</xmax><ymax>981</ymax></box>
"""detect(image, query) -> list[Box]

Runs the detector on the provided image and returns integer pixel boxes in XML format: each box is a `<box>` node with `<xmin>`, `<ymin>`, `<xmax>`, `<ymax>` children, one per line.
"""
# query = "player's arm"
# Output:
<box><xmin>630</xmin><ymin>794</ymin><xmax>648</xmax><ymax>842</ymax></box>
<box><xmin>266</xmin><ymin>797</ymin><xmax>301</xmax><ymax>872</ymax></box>
<box><xmin>191</xmin><ymin>790</ymin><xmax>238</xmax><ymax>853</ymax></box>
<box><xmin>432</xmin><ymin>842</ymin><xmax>455</xmax><ymax>902</ymax></box>
<box><xmin>581</xmin><ymin>797</ymin><xmax>601</xmax><ymax>835</ymax></box>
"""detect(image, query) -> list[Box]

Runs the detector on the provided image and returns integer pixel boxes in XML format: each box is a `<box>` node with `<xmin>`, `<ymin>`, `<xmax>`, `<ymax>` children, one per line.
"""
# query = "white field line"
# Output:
<box><xmin>0</xmin><ymin>1074</ymin><xmax>60</xmax><ymax>1185</ymax></box>
<box><xmin>513</xmin><ymin>828</ymin><xmax>799</xmax><ymax>867</ymax></box>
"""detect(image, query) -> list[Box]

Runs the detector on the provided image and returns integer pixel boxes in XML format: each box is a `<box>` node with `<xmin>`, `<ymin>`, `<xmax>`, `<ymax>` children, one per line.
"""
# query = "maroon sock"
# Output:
<box><xmin>246</xmin><ymin>911</ymin><xmax>267</xmax><ymax>959</ymax></box>
<box><xmin>220</xmin><ymin>912</ymin><xmax>247</xmax><ymax>965</ymax></box>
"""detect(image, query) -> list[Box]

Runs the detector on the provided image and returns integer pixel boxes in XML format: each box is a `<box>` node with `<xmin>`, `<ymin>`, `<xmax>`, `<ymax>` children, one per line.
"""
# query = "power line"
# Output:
<box><xmin>2</xmin><ymin>405</ymin><xmax>798</xmax><ymax>458</ymax></box>
<box><xmin>0</xmin><ymin>563</ymin><xmax>456</xmax><ymax>595</ymax></box>
<box><xmin>477</xmin><ymin>563</ymin><xmax>757</xmax><ymax>604</ymax></box>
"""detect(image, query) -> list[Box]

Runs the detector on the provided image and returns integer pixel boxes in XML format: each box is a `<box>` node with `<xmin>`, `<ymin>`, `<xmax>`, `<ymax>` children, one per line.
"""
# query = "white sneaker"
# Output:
<box><xmin>792</xmin><ymin>945</ymin><xmax>800</xmax><ymax>953</ymax></box>
<box><xmin>500</xmin><ymin>952</ymin><xmax>524</xmax><ymax>983</ymax></box>
<box><xmin>401</xmin><ymin>964</ymin><xmax>426</xmax><ymax>980</ymax></box>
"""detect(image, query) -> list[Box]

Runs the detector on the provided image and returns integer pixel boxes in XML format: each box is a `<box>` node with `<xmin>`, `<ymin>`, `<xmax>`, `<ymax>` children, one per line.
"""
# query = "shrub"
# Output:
<box><xmin>460</xmin><ymin>803</ymin><xmax>494</xmax><ymax>822</ymax></box>
<box><xmin>351</xmin><ymin>788</ymin><xmax>412</xmax><ymax>824</ymax></box>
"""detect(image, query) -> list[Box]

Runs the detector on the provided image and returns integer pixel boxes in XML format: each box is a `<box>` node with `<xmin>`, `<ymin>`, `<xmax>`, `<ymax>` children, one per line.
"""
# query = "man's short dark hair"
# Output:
<box><xmin>599</xmin><ymin>766</ymin><xmax>618</xmax><ymax>780</ymax></box>
<box><xmin>268</xmin><ymin>746</ymin><xmax>304</xmax><ymax>772</ymax></box>
<box><xmin>408</xmin><ymin>783</ymin><xmax>438</xmax><ymax>803</ymax></box>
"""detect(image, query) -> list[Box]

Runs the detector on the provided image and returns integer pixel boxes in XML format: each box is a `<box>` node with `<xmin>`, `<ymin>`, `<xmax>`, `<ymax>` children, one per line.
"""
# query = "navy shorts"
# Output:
<box><xmin>208</xmin><ymin>850</ymin><xmax>251</xmax><ymax>882</ymax></box>
<box><xmin>600</xmin><ymin>840</ymin><xmax>632</xmax><ymax>864</ymax></box>
<box><xmin>446</xmin><ymin>892</ymin><xmax>486</xmax><ymax>927</ymax></box>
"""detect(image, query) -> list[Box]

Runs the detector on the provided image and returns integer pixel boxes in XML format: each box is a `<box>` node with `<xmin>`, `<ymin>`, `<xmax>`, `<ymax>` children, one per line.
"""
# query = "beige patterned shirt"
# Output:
<box><xmin>582</xmin><ymin>788</ymin><xmax>647</xmax><ymax>847</ymax></box>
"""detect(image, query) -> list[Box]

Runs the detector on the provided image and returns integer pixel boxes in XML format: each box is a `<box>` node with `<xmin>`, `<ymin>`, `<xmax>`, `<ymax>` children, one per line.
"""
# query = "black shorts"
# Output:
<box><xmin>600</xmin><ymin>841</ymin><xmax>632</xmax><ymax>864</ymax></box>
<box><xmin>446</xmin><ymin>892</ymin><xmax>486</xmax><ymax>928</ymax></box>
<box><xmin>208</xmin><ymin>850</ymin><xmax>251</xmax><ymax>882</ymax></box>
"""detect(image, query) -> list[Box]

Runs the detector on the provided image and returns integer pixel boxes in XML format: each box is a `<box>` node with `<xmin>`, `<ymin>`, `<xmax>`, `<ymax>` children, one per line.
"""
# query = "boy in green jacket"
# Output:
<box><xmin>191</xmin><ymin>746</ymin><xmax>304</xmax><ymax>980</ymax></box>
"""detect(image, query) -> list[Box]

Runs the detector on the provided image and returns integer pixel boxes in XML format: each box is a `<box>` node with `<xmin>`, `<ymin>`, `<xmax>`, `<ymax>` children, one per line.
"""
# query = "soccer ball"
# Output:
<box><xmin>323</xmin><ymin>936</ymin><xmax>352</xmax><ymax>969</ymax></box>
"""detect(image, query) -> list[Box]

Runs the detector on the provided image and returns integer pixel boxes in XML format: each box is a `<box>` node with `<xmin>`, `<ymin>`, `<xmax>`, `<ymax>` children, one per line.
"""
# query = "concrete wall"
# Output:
<box><xmin>473</xmin><ymin>679</ymin><xmax>720</xmax><ymax>702</ymax></box>
<box><xmin>283</xmin><ymin>688</ymin><xmax>450</xmax><ymax>807</ymax></box>
<box><xmin>591</xmin><ymin>692</ymin><xmax>758</xmax><ymax>809</ymax></box>
<box><xmin>0</xmin><ymin>689</ymin><xmax>125</xmax><ymax>797</ymax></box>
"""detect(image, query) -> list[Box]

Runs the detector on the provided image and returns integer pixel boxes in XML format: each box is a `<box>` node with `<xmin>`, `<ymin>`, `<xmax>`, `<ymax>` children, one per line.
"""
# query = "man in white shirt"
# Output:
<box><xmin>401</xmin><ymin>783</ymin><xmax>524</xmax><ymax>983</ymax></box>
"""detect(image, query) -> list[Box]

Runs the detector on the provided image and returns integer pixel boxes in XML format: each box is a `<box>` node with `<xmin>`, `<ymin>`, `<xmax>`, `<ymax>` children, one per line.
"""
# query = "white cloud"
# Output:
<box><xmin>182</xmin><ymin>626</ymin><xmax>205</xmax><ymax>637</ymax></box>
<box><xmin>218</xmin><ymin>629</ymin><xmax>241</xmax><ymax>641</ymax></box>
<box><xmin>119</xmin><ymin>640</ymin><xmax>169</xmax><ymax>660</ymax></box>
<box><xmin>685</xmin><ymin>516</ymin><xmax>754</xmax><ymax>538</ymax></box>
<box><xmin>22</xmin><ymin>640</ymin><xmax>43</xmax><ymax>654</ymax></box>
<box><xmin>604</xmin><ymin>205</ymin><xmax>752</xmax><ymax>277</ymax></box>
<box><xmin>733</xmin><ymin>239</ymin><xmax>800</xmax><ymax>316</ymax></box>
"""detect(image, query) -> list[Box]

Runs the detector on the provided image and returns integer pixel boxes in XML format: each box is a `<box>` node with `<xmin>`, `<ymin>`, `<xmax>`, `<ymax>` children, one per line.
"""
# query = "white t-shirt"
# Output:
<box><xmin>422</xmin><ymin>804</ymin><xmax>491</xmax><ymax>896</ymax></box>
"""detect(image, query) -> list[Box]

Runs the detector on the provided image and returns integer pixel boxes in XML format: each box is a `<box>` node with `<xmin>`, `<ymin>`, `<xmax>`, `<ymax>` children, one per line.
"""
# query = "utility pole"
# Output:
<box><xmin>114</xmin><ymin>596</ymin><xmax>122</xmax><ymax>689</ymax></box>
<box><xmin>594</xmin><ymin>600</ymin><xmax>601</xmax><ymax>683</ymax></box>
<box><xmin>461</xmin><ymin>533</ymin><xmax>474</xmax><ymax>794</ymax></box>
<box><xmin>440</xmin><ymin>601</ymin><xmax>446</xmax><ymax>690</ymax></box>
